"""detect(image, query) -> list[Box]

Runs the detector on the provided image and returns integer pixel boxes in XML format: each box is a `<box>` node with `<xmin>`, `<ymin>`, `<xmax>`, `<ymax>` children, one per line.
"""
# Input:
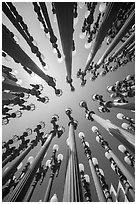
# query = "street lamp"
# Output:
<box><xmin>7</xmin><ymin>115</ymin><xmax>64</xmax><ymax>201</ymax></box>
<box><xmin>79</xmin><ymin>163</ymin><xmax>92</xmax><ymax>202</ymax></box>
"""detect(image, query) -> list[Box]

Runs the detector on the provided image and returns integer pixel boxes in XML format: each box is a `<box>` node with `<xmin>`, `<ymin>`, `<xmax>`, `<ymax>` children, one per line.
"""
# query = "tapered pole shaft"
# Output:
<box><xmin>43</xmin><ymin>175</ymin><xmax>54</xmax><ymax>202</ymax></box>
<box><xmin>7</xmin><ymin>132</ymin><xmax>55</xmax><ymax>201</ymax></box>
<box><xmin>109</xmin><ymin>150</ymin><xmax>134</xmax><ymax>188</ymax></box>
<box><xmin>84</xmin><ymin>3</ymin><xmax>121</xmax><ymax>72</ymax></box>
<box><xmin>2</xmin><ymin>145</ymin><xmax>32</xmax><ymax>185</ymax></box>
<box><xmin>63</xmin><ymin>123</ymin><xmax>83</xmax><ymax>201</ymax></box>
<box><xmin>2</xmin><ymin>82</ymin><xmax>30</xmax><ymax>94</ymax></box>
<box><xmin>97</xmin><ymin>10</ymin><xmax>135</xmax><ymax>66</ymax></box>
<box><xmin>92</xmin><ymin>114</ymin><xmax>135</xmax><ymax>153</ymax></box>
<box><xmin>111</xmin><ymin>102</ymin><xmax>135</xmax><ymax>111</ymax></box>
<box><xmin>88</xmin><ymin>159</ymin><xmax>106</xmax><ymax>201</ymax></box>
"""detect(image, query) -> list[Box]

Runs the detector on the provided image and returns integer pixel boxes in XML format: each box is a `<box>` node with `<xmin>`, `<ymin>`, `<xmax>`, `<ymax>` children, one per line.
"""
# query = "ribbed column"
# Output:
<box><xmin>2</xmin><ymin>25</ymin><xmax>50</xmax><ymax>84</ymax></box>
<box><xmin>92</xmin><ymin>114</ymin><xmax>135</xmax><ymax>153</ymax></box>
<box><xmin>54</xmin><ymin>3</ymin><xmax>74</xmax><ymax>81</ymax></box>
<box><xmin>84</xmin><ymin>3</ymin><xmax>121</xmax><ymax>72</ymax></box>
<box><xmin>110</xmin><ymin>32</ymin><xmax>135</xmax><ymax>60</ymax></box>
<box><xmin>7</xmin><ymin>132</ymin><xmax>55</xmax><ymax>201</ymax></box>
<box><xmin>2</xmin><ymin>82</ymin><xmax>30</xmax><ymax>93</ymax></box>
<box><xmin>2</xmin><ymin>145</ymin><xmax>32</xmax><ymax>186</ymax></box>
<box><xmin>63</xmin><ymin>123</ymin><xmax>83</xmax><ymax>201</ymax></box>
<box><xmin>97</xmin><ymin>10</ymin><xmax>135</xmax><ymax>66</ymax></box>
<box><xmin>111</xmin><ymin>102</ymin><xmax>135</xmax><ymax>111</ymax></box>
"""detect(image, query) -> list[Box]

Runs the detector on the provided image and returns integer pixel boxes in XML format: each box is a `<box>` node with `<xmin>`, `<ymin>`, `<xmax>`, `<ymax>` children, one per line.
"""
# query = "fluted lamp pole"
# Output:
<box><xmin>105</xmin><ymin>101</ymin><xmax>135</xmax><ymax>111</ymax></box>
<box><xmin>105</xmin><ymin>152</ymin><xmax>135</xmax><ymax>202</ymax></box>
<box><xmin>24</xmin><ymin>159</ymin><xmax>51</xmax><ymax>202</ymax></box>
<box><xmin>43</xmin><ymin>151</ymin><xmax>63</xmax><ymax>202</ymax></box>
<box><xmin>63</xmin><ymin>108</ymin><xmax>83</xmax><ymax>202</ymax></box>
<box><xmin>92</xmin><ymin>126</ymin><xmax>135</xmax><ymax>188</ymax></box>
<box><xmin>2</xmin><ymin>24</ymin><xmax>61</xmax><ymax>95</ymax></box>
<box><xmin>79</xmin><ymin>100</ymin><xmax>135</xmax><ymax>153</ymax></box>
<box><xmin>54</xmin><ymin>3</ymin><xmax>75</xmax><ymax>91</ymax></box>
<box><xmin>79</xmin><ymin>164</ymin><xmax>92</xmax><ymax>202</ymax></box>
<box><xmin>2</xmin><ymin>122</ymin><xmax>46</xmax><ymax>185</ymax></box>
<box><xmin>78</xmin><ymin>132</ymin><xmax>106</xmax><ymax>202</ymax></box>
<box><xmin>118</xmin><ymin>145</ymin><xmax>135</xmax><ymax>168</ymax></box>
<box><xmin>83</xmin><ymin>3</ymin><xmax>122</xmax><ymax>75</ymax></box>
<box><xmin>7</xmin><ymin>115</ymin><xmax>65</xmax><ymax>201</ymax></box>
<box><xmin>96</xmin><ymin>10</ymin><xmax>135</xmax><ymax>67</ymax></box>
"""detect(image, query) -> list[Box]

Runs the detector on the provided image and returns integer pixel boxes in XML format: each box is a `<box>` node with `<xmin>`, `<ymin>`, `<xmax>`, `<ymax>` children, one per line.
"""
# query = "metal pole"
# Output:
<box><xmin>7</xmin><ymin>132</ymin><xmax>56</xmax><ymax>201</ymax></box>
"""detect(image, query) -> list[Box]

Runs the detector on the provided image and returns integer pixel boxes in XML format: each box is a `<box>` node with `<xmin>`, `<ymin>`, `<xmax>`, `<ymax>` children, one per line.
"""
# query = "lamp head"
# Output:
<box><xmin>79</xmin><ymin>100</ymin><xmax>87</xmax><ymax>108</ymax></box>
<box><xmin>45</xmin><ymin>160</ymin><xmax>51</xmax><ymax>168</ymax></box>
<box><xmin>121</xmin><ymin>123</ymin><xmax>129</xmax><ymax>130</ymax></box>
<box><xmin>105</xmin><ymin>152</ymin><xmax>111</xmax><ymax>160</ymax></box>
<box><xmin>117</xmin><ymin>113</ymin><xmax>124</xmax><ymax>120</ymax></box>
<box><xmin>91</xmin><ymin>126</ymin><xmax>98</xmax><ymax>133</ymax></box>
<box><xmin>79</xmin><ymin>163</ymin><xmax>84</xmax><ymax>172</ymax></box>
<box><xmin>78</xmin><ymin>132</ymin><xmax>85</xmax><ymax>139</ymax></box>
<box><xmin>118</xmin><ymin>144</ymin><xmax>126</xmax><ymax>153</ymax></box>
<box><xmin>27</xmin><ymin>156</ymin><xmax>34</xmax><ymax>164</ymax></box>
<box><xmin>58</xmin><ymin>154</ymin><xmax>63</xmax><ymax>161</ymax></box>
<box><xmin>84</xmin><ymin>174</ymin><xmax>90</xmax><ymax>183</ymax></box>
<box><xmin>65</xmin><ymin>108</ymin><xmax>72</xmax><ymax>115</ymax></box>
<box><xmin>124</xmin><ymin>156</ymin><xmax>131</xmax><ymax>165</ymax></box>
<box><xmin>92</xmin><ymin>157</ymin><xmax>98</xmax><ymax>166</ymax></box>
<box><xmin>55</xmin><ymin>89</ymin><xmax>63</xmax><ymax>96</ymax></box>
<box><xmin>53</xmin><ymin>144</ymin><xmax>59</xmax><ymax>151</ymax></box>
<box><xmin>51</xmin><ymin>114</ymin><xmax>59</xmax><ymax>122</ymax></box>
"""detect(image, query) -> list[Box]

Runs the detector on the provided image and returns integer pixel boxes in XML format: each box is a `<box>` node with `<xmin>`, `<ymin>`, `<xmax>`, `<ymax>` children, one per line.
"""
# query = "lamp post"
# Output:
<box><xmin>96</xmin><ymin>10</ymin><xmax>135</xmax><ymax>67</ymax></box>
<box><xmin>78</xmin><ymin>3</ymin><xmax>122</xmax><ymax>84</ymax></box>
<box><xmin>105</xmin><ymin>153</ymin><xmax>135</xmax><ymax>202</ymax></box>
<box><xmin>92</xmin><ymin>126</ymin><xmax>135</xmax><ymax>188</ymax></box>
<box><xmin>24</xmin><ymin>160</ymin><xmax>51</xmax><ymax>201</ymax></box>
<box><xmin>122</xmin><ymin>123</ymin><xmax>135</xmax><ymax>133</ymax></box>
<box><xmin>79</xmin><ymin>100</ymin><xmax>135</xmax><ymax>153</ymax></box>
<box><xmin>63</xmin><ymin>108</ymin><xmax>83</xmax><ymax>202</ymax></box>
<box><xmin>78</xmin><ymin>132</ymin><xmax>106</xmax><ymax>202</ymax></box>
<box><xmin>2</xmin><ymin>122</ymin><xmax>46</xmax><ymax>185</ymax></box>
<box><xmin>7</xmin><ymin>115</ymin><xmax>65</xmax><ymax>201</ymax></box>
<box><xmin>92</xmin><ymin>157</ymin><xmax>113</xmax><ymax>202</ymax></box>
<box><xmin>118</xmin><ymin>145</ymin><xmax>135</xmax><ymax>168</ymax></box>
<box><xmin>43</xmin><ymin>151</ymin><xmax>63</xmax><ymax>202</ymax></box>
<box><xmin>79</xmin><ymin>164</ymin><xmax>92</xmax><ymax>202</ymax></box>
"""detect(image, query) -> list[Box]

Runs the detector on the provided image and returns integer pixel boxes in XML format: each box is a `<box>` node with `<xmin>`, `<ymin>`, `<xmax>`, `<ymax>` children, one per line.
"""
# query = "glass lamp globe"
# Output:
<box><xmin>53</xmin><ymin>144</ymin><xmax>59</xmax><ymax>151</ymax></box>
<box><xmin>58</xmin><ymin>154</ymin><xmax>63</xmax><ymax>161</ymax></box>
<box><xmin>78</xmin><ymin>132</ymin><xmax>85</xmax><ymax>139</ymax></box>
<box><xmin>124</xmin><ymin>156</ymin><xmax>131</xmax><ymax>165</ymax></box>
<box><xmin>121</xmin><ymin>123</ymin><xmax>129</xmax><ymax>130</ymax></box>
<box><xmin>99</xmin><ymin>3</ymin><xmax>106</xmax><ymax>13</ymax></box>
<box><xmin>45</xmin><ymin>160</ymin><xmax>51</xmax><ymax>168</ymax></box>
<box><xmin>79</xmin><ymin>163</ymin><xmax>84</xmax><ymax>172</ymax></box>
<box><xmin>92</xmin><ymin>157</ymin><xmax>98</xmax><ymax>166</ymax></box>
<box><xmin>84</xmin><ymin>174</ymin><xmax>90</xmax><ymax>183</ymax></box>
<box><xmin>96</xmin><ymin>136</ymin><xmax>100</xmax><ymax>143</ymax></box>
<box><xmin>105</xmin><ymin>152</ymin><xmax>111</xmax><ymax>160</ymax></box>
<box><xmin>27</xmin><ymin>156</ymin><xmax>34</xmax><ymax>164</ymax></box>
<box><xmin>118</xmin><ymin>144</ymin><xmax>126</xmax><ymax>153</ymax></box>
<box><xmin>85</xmin><ymin>10</ymin><xmax>90</xmax><ymax>18</ymax></box>
<box><xmin>117</xmin><ymin>113</ymin><xmax>124</xmax><ymax>120</ymax></box>
<box><xmin>92</xmin><ymin>126</ymin><xmax>98</xmax><ymax>133</ymax></box>
<box><xmin>85</xmin><ymin>141</ymin><xmax>90</xmax><ymax>147</ymax></box>
<box><xmin>85</xmin><ymin>41</ymin><xmax>92</xmax><ymax>49</ymax></box>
